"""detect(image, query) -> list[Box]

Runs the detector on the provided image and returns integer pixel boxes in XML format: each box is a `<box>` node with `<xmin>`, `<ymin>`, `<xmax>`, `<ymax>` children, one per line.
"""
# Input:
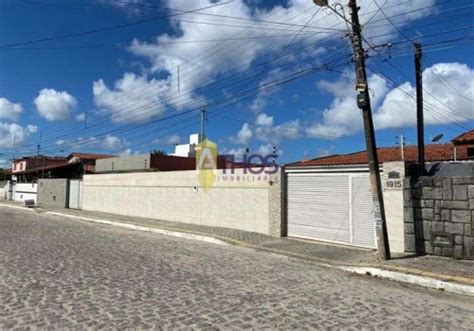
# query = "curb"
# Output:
<box><xmin>45</xmin><ymin>211</ymin><xmax>231</xmax><ymax>247</ymax></box>
<box><xmin>1</xmin><ymin>203</ymin><xmax>473</xmax><ymax>296</ymax></box>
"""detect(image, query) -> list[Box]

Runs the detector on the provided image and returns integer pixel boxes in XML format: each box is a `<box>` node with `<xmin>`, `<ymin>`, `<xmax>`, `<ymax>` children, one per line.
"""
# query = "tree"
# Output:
<box><xmin>152</xmin><ymin>149</ymin><xmax>167</xmax><ymax>156</ymax></box>
<box><xmin>0</xmin><ymin>168</ymin><xmax>6</xmax><ymax>181</ymax></box>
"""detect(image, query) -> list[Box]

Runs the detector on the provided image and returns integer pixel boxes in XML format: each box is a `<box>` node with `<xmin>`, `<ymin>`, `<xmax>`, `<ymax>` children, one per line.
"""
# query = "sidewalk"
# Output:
<box><xmin>1</xmin><ymin>200</ymin><xmax>473</xmax><ymax>295</ymax></box>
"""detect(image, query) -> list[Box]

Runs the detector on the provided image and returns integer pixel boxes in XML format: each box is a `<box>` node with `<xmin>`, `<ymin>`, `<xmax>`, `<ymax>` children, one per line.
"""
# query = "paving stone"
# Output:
<box><xmin>442</xmin><ymin>179</ymin><xmax>452</xmax><ymax>200</ymax></box>
<box><xmin>441</xmin><ymin>209</ymin><xmax>451</xmax><ymax>222</ymax></box>
<box><xmin>2</xmin><ymin>205</ymin><xmax>474</xmax><ymax>328</ymax></box>
<box><xmin>468</xmin><ymin>185</ymin><xmax>474</xmax><ymax>199</ymax></box>
<box><xmin>465</xmin><ymin>224</ymin><xmax>472</xmax><ymax>236</ymax></box>
<box><xmin>454</xmin><ymin>245</ymin><xmax>464</xmax><ymax>259</ymax></box>
<box><xmin>453</xmin><ymin>177</ymin><xmax>474</xmax><ymax>185</ymax></box>
<box><xmin>453</xmin><ymin>185</ymin><xmax>468</xmax><ymax>200</ymax></box>
<box><xmin>440</xmin><ymin>200</ymin><xmax>469</xmax><ymax>210</ymax></box>
<box><xmin>452</xmin><ymin>210</ymin><xmax>470</xmax><ymax>223</ymax></box>
<box><xmin>422</xmin><ymin>187</ymin><xmax>442</xmax><ymax>200</ymax></box>
<box><xmin>445</xmin><ymin>222</ymin><xmax>464</xmax><ymax>235</ymax></box>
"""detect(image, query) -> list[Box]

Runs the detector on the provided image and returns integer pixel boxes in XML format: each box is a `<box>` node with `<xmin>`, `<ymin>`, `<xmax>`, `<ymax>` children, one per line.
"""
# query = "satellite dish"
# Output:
<box><xmin>432</xmin><ymin>134</ymin><xmax>444</xmax><ymax>143</ymax></box>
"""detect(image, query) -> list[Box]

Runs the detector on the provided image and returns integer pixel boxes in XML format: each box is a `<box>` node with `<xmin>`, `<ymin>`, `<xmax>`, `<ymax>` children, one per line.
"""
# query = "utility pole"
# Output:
<box><xmin>36</xmin><ymin>130</ymin><xmax>42</xmax><ymax>180</ymax></box>
<box><xmin>400</xmin><ymin>134</ymin><xmax>405</xmax><ymax>161</ymax></box>
<box><xmin>396</xmin><ymin>134</ymin><xmax>405</xmax><ymax>161</ymax></box>
<box><xmin>348</xmin><ymin>0</ymin><xmax>390</xmax><ymax>260</ymax></box>
<box><xmin>314</xmin><ymin>0</ymin><xmax>390</xmax><ymax>259</ymax></box>
<box><xmin>414</xmin><ymin>43</ymin><xmax>425</xmax><ymax>175</ymax></box>
<box><xmin>200</xmin><ymin>107</ymin><xmax>206</xmax><ymax>143</ymax></box>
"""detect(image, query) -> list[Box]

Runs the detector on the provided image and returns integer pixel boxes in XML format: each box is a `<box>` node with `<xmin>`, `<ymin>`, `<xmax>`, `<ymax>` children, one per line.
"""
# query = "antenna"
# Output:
<box><xmin>431</xmin><ymin>134</ymin><xmax>444</xmax><ymax>143</ymax></box>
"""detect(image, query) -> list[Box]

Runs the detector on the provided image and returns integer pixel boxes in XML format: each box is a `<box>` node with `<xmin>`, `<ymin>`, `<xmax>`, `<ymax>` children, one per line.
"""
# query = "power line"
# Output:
<box><xmin>0</xmin><ymin>1</ymin><xmax>235</xmax><ymax>49</ymax></box>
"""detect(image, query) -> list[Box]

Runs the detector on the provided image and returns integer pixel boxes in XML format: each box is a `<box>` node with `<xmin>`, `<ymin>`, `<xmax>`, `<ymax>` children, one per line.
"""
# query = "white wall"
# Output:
<box><xmin>381</xmin><ymin>162</ymin><xmax>406</xmax><ymax>254</ymax></box>
<box><xmin>82</xmin><ymin>169</ymin><xmax>281</xmax><ymax>235</ymax></box>
<box><xmin>14</xmin><ymin>183</ymin><xmax>38</xmax><ymax>203</ymax></box>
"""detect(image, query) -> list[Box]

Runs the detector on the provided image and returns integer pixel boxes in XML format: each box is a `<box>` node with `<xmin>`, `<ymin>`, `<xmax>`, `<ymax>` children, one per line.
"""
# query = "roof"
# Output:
<box><xmin>67</xmin><ymin>152</ymin><xmax>116</xmax><ymax>160</ymax></box>
<box><xmin>13</xmin><ymin>155</ymin><xmax>66</xmax><ymax>162</ymax></box>
<box><xmin>451</xmin><ymin>129</ymin><xmax>474</xmax><ymax>145</ymax></box>
<box><xmin>11</xmin><ymin>162</ymin><xmax>71</xmax><ymax>175</ymax></box>
<box><xmin>288</xmin><ymin>143</ymin><xmax>471</xmax><ymax>167</ymax></box>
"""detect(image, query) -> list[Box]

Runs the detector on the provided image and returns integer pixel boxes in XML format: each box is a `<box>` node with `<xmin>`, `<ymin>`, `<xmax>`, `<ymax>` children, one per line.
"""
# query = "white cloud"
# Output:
<box><xmin>153</xmin><ymin>134</ymin><xmax>181</xmax><ymax>145</ymax></box>
<box><xmin>255</xmin><ymin>113</ymin><xmax>273</xmax><ymax>127</ymax></box>
<box><xmin>374</xmin><ymin>63</ymin><xmax>474</xmax><ymax>129</ymax></box>
<box><xmin>106</xmin><ymin>0</ymin><xmax>435</xmax><ymax>123</ymax></box>
<box><xmin>255</xmin><ymin>118</ymin><xmax>300</xmax><ymax>144</ymax></box>
<box><xmin>34</xmin><ymin>88</ymin><xmax>77</xmax><ymax>121</ymax></box>
<box><xmin>233</xmin><ymin>111</ymin><xmax>301</xmax><ymax>148</ymax></box>
<box><xmin>75</xmin><ymin>113</ymin><xmax>86</xmax><ymax>122</ymax></box>
<box><xmin>0</xmin><ymin>98</ymin><xmax>23</xmax><ymax>121</ymax></box>
<box><xmin>0</xmin><ymin>123</ymin><xmax>38</xmax><ymax>148</ymax></box>
<box><xmin>93</xmin><ymin>73</ymin><xmax>171</xmax><ymax>123</ymax></box>
<box><xmin>60</xmin><ymin>135</ymin><xmax>128</xmax><ymax>151</ymax></box>
<box><xmin>235</xmin><ymin>123</ymin><xmax>253</xmax><ymax>145</ymax></box>
<box><xmin>306</xmin><ymin>62</ymin><xmax>474</xmax><ymax>139</ymax></box>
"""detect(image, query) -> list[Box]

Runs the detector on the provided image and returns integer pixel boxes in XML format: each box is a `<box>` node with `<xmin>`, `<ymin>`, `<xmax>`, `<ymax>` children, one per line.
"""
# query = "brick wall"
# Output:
<box><xmin>404</xmin><ymin>177</ymin><xmax>473</xmax><ymax>260</ymax></box>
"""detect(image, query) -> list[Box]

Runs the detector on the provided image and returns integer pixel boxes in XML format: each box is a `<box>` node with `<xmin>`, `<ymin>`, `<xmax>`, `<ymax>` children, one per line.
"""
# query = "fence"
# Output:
<box><xmin>82</xmin><ymin>168</ymin><xmax>283</xmax><ymax>236</ymax></box>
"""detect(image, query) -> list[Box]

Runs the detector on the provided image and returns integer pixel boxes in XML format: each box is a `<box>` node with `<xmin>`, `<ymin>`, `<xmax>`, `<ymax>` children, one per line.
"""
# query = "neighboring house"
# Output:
<box><xmin>171</xmin><ymin>133</ymin><xmax>201</xmax><ymax>157</ymax></box>
<box><xmin>67</xmin><ymin>152</ymin><xmax>116</xmax><ymax>173</ymax></box>
<box><xmin>95</xmin><ymin>154</ymin><xmax>197</xmax><ymax>173</ymax></box>
<box><xmin>284</xmin><ymin>129</ymin><xmax>474</xmax><ymax>253</ymax></box>
<box><xmin>11</xmin><ymin>152</ymin><xmax>116</xmax><ymax>181</ymax></box>
<box><xmin>12</xmin><ymin>156</ymin><xmax>66</xmax><ymax>175</ymax></box>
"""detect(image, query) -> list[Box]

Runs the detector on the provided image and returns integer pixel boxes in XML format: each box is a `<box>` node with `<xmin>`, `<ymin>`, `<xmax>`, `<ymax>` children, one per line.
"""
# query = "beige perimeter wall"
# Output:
<box><xmin>82</xmin><ymin>168</ymin><xmax>282</xmax><ymax>236</ymax></box>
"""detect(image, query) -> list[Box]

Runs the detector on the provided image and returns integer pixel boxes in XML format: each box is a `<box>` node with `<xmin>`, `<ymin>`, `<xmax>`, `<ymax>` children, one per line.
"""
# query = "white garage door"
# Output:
<box><xmin>287</xmin><ymin>172</ymin><xmax>376</xmax><ymax>249</ymax></box>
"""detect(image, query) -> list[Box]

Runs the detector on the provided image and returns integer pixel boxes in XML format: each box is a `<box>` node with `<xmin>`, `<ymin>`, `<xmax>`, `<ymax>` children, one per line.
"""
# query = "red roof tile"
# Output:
<box><xmin>288</xmin><ymin>143</ymin><xmax>471</xmax><ymax>167</ymax></box>
<box><xmin>451</xmin><ymin>129</ymin><xmax>474</xmax><ymax>145</ymax></box>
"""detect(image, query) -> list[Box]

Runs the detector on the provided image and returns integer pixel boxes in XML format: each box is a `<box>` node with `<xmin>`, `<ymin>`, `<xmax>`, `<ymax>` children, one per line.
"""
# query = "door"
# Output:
<box><xmin>69</xmin><ymin>180</ymin><xmax>83</xmax><ymax>209</ymax></box>
<box><xmin>287</xmin><ymin>172</ymin><xmax>376</xmax><ymax>249</ymax></box>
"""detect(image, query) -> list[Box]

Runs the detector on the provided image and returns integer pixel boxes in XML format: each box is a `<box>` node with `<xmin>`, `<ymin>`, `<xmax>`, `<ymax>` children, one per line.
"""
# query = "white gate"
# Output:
<box><xmin>286</xmin><ymin>171</ymin><xmax>376</xmax><ymax>249</ymax></box>
<box><xmin>13</xmin><ymin>183</ymin><xmax>38</xmax><ymax>204</ymax></box>
<box><xmin>69</xmin><ymin>180</ymin><xmax>83</xmax><ymax>209</ymax></box>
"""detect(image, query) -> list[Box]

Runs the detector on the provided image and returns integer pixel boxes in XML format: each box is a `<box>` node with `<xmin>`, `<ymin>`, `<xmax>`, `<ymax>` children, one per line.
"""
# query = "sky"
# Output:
<box><xmin>0</xmin><ymin>0</ymin><xmax>473</xmax><ymax>167</ymax></box>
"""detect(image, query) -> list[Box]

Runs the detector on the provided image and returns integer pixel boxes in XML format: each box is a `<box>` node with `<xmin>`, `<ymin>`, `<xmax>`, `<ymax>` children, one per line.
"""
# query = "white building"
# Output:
<box><xmin>171</xmin><ymin>133</ymin><xmax>201</xmax><ymax>157</ymax></box>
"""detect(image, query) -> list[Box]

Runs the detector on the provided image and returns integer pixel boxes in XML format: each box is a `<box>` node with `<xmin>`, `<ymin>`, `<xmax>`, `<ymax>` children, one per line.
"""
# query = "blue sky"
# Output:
<box><xmin>0</xmin><ymin>0</ymin><xmax>473</xmax><ymax>166</ymax></box>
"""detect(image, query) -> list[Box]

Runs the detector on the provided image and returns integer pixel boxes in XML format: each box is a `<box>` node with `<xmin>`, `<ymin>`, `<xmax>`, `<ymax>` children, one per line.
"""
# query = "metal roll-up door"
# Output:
<box><xmin>351</xmin><ymin>175</ymin><xmax>376</xmax><ymax>248</ymax></box>
<box><xmin>287</xmin><ymin>172</ymin><xmax>376</xmax><ymax>249</ymax></box>
<box><xmin>287</xmin><ymin>174</ymin><xmax>351</xmax><ymax>245</ymax></box>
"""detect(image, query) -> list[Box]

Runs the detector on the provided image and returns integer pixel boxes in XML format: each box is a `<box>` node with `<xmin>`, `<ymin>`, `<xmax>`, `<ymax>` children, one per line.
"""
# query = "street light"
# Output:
<box><xmin>313</xmin><ymin>0</ymin><xmax>329</xmax><ymax>6</ymax></box>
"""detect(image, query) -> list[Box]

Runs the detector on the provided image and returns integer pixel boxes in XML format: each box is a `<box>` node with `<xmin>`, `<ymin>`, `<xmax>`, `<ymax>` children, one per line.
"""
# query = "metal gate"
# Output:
<box><xmin>69</xmin><ymin>180</ymin><xmax>83</xmax><ymax>209</ymax></box>
<box><xmin>286</xmin><ymin>172</ymin><xmax>376</xmax><ymax>249</ymax></box>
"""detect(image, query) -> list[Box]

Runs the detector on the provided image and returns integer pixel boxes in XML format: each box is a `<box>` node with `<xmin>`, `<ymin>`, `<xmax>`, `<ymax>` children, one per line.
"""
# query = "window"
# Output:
<box><xmin>468</xmin><ymin>147</ymin><xmax>474</xmax><ymax>159</ymax></box>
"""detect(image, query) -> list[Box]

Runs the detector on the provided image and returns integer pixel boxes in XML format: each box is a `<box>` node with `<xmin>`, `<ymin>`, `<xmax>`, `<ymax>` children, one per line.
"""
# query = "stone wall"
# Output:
<box><xmin>404</xmin><ymin>176</ymin><xmax>473</xmax><ymax>260</ymax></box>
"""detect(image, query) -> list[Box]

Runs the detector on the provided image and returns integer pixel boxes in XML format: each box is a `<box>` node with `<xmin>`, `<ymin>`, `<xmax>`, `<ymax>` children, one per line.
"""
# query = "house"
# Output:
<box><xmin>94</xmin><ymin>152</ymin><xmax>254</xmax><ymax>174</ymax></box>
<box><xmin>95</xmin><ymin>153</ymin><xmax>198</xmax><ymax>173</ymax></box>
<box><xmin>171</xmin><ymin>133</ymin><xmax>201</xmax><ymax>157</ymax></box>
<box><xmin>12</xmin><ymin>156</ymin><xmax>66</xmax><ymax>175</ymax></box>
<box><xmin>67</xmin><ymin>152</ymin><xmax>116</xmax><ymax>173</ymax></box>
<box><xmin>284</xmin><ymin>130</ymin><xmax>474</xmax><ymax>253</ymax></box>
<box><xmin>11</xmin><ymin>152</ymin><xmax>115</xmax><ymax>181</ymax></box>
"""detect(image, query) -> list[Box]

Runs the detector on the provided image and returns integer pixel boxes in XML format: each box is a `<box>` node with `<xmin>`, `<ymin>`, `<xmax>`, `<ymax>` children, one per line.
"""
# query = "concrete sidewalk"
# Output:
<box><xmin>1</xmin><ymin>201</ymin><xmax>473</xmax><ymax>295</ymax></box>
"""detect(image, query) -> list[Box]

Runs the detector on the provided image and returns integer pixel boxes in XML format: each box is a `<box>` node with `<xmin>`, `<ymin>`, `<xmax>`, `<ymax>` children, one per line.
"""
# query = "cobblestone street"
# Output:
<box><xmin>1</xmin><ymin>207</ymin><xmax>473</xmax><ymax>329</ymax></box>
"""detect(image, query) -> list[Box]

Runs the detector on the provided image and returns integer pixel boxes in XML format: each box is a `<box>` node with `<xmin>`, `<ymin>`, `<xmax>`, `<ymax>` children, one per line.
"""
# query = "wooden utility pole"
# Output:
<box><xmin>348</xmin><ymin>0</ymin><xmax>391</xmax><ymax>260</ymax></box>
<box><xmin>414</xmin><ymin>43</ymin><xmax>425</xmax><ymax>174</ymax></box>
<box><xmin>312</xmin><ymin>0</ymin><xmax>391</xmax><ymax>259</ymax></box>
<box><xmin>200</xmin><ymin>107</ymin><xmax>207</xmax><ymax>143</ymax></box>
